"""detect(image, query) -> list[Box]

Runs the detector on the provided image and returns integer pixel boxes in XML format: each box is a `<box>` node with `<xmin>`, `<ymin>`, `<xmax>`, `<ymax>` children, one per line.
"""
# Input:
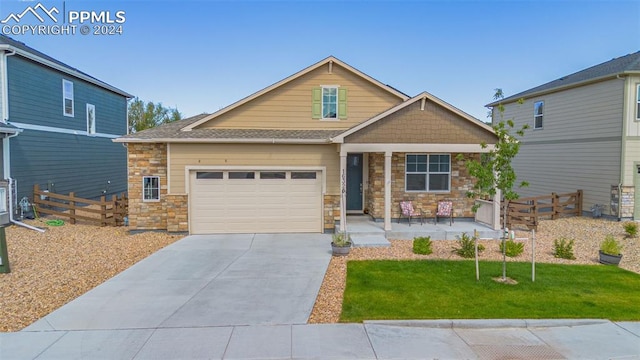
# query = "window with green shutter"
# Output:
<box><xmin>312</xmin><ymin>86</ymin><xmax>347</xmax><ymax>120</ymax></box>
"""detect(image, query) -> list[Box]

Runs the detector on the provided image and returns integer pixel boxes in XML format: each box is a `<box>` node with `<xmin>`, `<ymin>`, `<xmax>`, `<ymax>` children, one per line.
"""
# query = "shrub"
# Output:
<box><xmin>499</xmin><ymin>239</ymin><xmax>525</xmax><ymax>257</ymax></box>
<box><xmin>453</xmin><ymin>232</ymin><xmax>484</xmax><ymax>258</ymax></box>
<box><xmin>553</xmin><ymin>238</ymin><xmax>576</xmax><ymax>260</ymax></box>
<box><xmin>600</xmin><ymin>235</ymin><xmax>622</xmax><ymax>256</ymax></box>
<box><xmin>332</xmin><ymin>232</ymin><xmax>352</xmax><ymax>247</ymax></box>
<box><xmin>413</xmin><ymin>236</ymin><xmax>433</xmax><ymax>255</ymax></box>
<box><xmin>623</xmin><ymin>222</ymin><xmax>638</xmax><ymax>238</ymax></box>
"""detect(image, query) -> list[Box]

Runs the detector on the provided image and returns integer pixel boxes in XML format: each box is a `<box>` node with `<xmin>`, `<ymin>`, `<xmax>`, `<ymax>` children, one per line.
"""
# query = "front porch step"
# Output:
<box><xmin>386</xmin><ymin>229</ymin><xmax>502</xmax><ymax>241</ymax></box>
<box><xmin>350</xmin><ymin>234</ymin><xmax>390</xmax><ymax>248</ymax></box>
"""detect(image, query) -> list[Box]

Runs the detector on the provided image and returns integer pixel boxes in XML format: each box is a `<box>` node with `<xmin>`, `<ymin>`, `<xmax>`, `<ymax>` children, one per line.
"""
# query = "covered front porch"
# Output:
<box><xmin>329</xmin><ymin>92</ymin><xmax>501</xmax><ymax>239</ymax></box>
<box><xmin>338</xmin><ymin>215</ymin><xmax>502</xmax><ymax>247</ymax></box>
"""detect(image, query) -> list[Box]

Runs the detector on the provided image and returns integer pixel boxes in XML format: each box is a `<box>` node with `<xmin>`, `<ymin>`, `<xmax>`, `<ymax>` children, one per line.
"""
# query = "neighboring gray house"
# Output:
<box><xmin>488</xmin><ymin>51</ymin><xmax>640</xmax><ymax>220</ymax></box>
<box><xmin>0</xmin><ymin>35</ymin><xmax>131</xmax><ymax>223</ymax></box>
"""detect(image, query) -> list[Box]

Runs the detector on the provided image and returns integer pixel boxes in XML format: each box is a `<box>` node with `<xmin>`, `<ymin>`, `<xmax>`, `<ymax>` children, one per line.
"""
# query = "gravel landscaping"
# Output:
<box><xmin>309</xmin><ymin>217</ymin><xmax>640</xmax><ymax>324</ymax></box>
<box><xmin>0</xmin><ymin>220</ymin><xmax>180</xmax><ymax>332</ymax></box>
<box><xmin>1</xmin><ymin>216</ymin><xmax>637</xmax><ymax>332</ymax></box>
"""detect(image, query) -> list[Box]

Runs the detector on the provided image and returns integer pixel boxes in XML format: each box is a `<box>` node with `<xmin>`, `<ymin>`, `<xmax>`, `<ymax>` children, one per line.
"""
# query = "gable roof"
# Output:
<box><xmin>488</xmin><ymin>51</ymin><xmax>640</xmax><ymax>106</ymax></box>
<box><xmin>181</xmin><ymin>56</ymin><xmax>410</xmax><ymax>131</ymax></box>
<box><xmin>113</xmin><ymin>113</ymin><xmax>342</xmax><ymax>143</ymax></box>
<box><xmin>0</xmin><ymin>35</ymin><xmax>132</xmax><ymax>98</ymax></box>
<box><xmin>331</xmin><ymin>91</ymin><xmax>495</xmax><ymax>143</ymax></box>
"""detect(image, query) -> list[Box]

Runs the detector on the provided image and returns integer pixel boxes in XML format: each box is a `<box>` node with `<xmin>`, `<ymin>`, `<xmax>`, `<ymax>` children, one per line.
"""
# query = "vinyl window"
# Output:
<box><xmin>636</xmin><ymin>84</ymin><xmax>640</xmax><ymax>120</ymax></box>
<box><xmin>405</xmin><ymin>154</ymin><xmax>450</xmax><ymax>192</ymax></box>
<box><xmin>534</xmin><ymin>101</ymin><xmax>544</xmax><ymax>129</ymax></box>
<box><xmin>63</xmin><ymin>79</ymin><xmax>74</xmax><ymax>117</ymax></box>
<box><xmin>86</xmin><ymin>104</ymin><xmax>96</xmax><ymax>135</ymax></box>
<box><xmin>142</xmin><ymin>176</ymin><xmax>160</xmax><ymax>201</ymax></box>
<box><xmin>322</xmin><ymin>86</ymin><xmax>337</xmax><ymax>119</ymax></box>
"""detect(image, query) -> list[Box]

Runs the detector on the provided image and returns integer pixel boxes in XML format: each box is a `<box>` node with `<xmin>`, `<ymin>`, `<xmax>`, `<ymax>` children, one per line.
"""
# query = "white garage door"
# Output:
<box><xmin>189</xmin><ymin>170</ymin><xmax>322</xmax><ymax>234</ymax></box>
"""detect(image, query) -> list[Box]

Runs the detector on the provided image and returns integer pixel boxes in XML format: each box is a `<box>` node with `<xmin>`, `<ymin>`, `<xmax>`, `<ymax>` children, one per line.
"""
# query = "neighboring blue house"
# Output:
<box><xmin>0</xmin><ymin>35</ymin><xmax>131</xmax><ymax>224</ymax></box>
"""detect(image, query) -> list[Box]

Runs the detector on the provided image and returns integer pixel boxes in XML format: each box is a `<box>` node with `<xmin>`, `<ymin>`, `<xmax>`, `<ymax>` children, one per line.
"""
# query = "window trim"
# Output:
<box><xmin>534</xmin><ymin>100</ymin><xmax>544</xmax><ymax>129</ymax></box>
<box><xmin>142</xmin><ymin>176</ymin><xmax>160</xmax><ymax>202</ymax></box>
<box><xmin>86</xmin><ymin>103</ymin><xmax>96</xmax><ymax>135</ymax></box>
<box><xmin>62</xmin><ymin>79</ymin><xmax>74</xmax><ymax>117</ymax></box>
<box><xmin>636</xmin><ymin>84</ymin><xmax>640</xmax><ymax>121</ymax></box>
<box><xmin>321</xmin><ymin>85</ymin><xmax>339</xmax><ymax>121</ymax></box>
<box><xmin>405</xmin><ymin>153</ymin><xmax>451</xmax><ymax>193</ymax></box>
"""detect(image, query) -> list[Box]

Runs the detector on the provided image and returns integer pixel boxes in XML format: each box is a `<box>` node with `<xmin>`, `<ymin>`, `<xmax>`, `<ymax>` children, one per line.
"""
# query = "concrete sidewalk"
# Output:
<box><xmin>2</xmin><ymin>319</ymin><xmax>639</xmax><ymax>359</ymax></box>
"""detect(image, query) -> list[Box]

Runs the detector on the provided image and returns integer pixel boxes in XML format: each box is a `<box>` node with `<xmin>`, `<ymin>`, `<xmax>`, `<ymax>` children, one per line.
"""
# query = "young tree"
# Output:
<box><xmin>457</xmin><ymin>89</ymin><xmax>529</xmax><ymax>280</ymax></box>
<box><xmin>128</xmin><ymin>97</ymin><xmax>183</xmax><ymax>133</ymax></box>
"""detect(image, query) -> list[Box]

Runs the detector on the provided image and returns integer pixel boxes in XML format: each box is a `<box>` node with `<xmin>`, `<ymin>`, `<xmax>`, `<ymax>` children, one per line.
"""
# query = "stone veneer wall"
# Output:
<box><xmin>620</xmin><ymin>186</ymin><xmax>635</xmax><ymax>219</ymax></box>
<box><xmin>324</xmin><ymin>194</ymin><xmax>340</xmax><ymax>232</ymax></box>
<box><xmin>127</xmin><ymin>143</ymin><xmax>168</xmax><ymax>230</ymax></box>
<box><xmin>366</xmin><ymin>152</ymin><xmax>478</xmax><ymax>220</ymax></box>
<box><xmin>166</xmin><ymin>194</ymin><xmax>188</xmax><ymax>232</ymax></box>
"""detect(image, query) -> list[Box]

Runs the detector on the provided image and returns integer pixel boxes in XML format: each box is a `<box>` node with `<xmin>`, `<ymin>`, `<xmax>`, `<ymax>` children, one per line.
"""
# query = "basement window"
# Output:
<box><xmin>142</xmin><ymin>176</ymin><xmax>160</xmax><ymax>201</ymax></box>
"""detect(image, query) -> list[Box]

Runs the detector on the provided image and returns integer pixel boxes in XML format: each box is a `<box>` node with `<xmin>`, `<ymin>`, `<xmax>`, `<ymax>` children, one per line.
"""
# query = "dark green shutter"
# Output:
<box><xmin>312</xmin><ymin>88</ymin><xmax>321</xmax><ymax>119</ymax></box>
<box><xmin>338</xmin><ymin>88</ymin><xmax>347</xmax><ymax>119</ymax></box>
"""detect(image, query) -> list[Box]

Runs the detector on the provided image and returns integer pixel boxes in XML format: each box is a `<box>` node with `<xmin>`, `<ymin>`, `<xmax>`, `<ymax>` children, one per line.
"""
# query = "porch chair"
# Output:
<box><xmin>435</xmin><ymin>200</ymin><xmax>454</xmax><ymax>226</ymax></box>
<box><xmin>398</xmin><ymin>201</ymin><xmax>424</xmax><ymax>226</ymax></box>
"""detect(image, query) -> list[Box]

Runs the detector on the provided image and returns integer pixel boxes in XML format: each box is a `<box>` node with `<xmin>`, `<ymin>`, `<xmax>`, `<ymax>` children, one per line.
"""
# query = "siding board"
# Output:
<box><xmin>496</xmin><ymin>78</ymin><xmax>624</xmax><ymax>213</ymax></box>
<box><xmin>169</xmin><ymin>143</ymin><xmax>339</xmax><ymax>194</ymax></box>
<box><xmin>10</xmin><ymin>130</ymin><xmax>127</xmax><ymax>201</ymax></box>
<box><xmin>197</xmin><ymin>63</ymin><xmax>402</xmax><ymax>130</ymax></box>
<box><xmin>7</xmin><ymin>56</ymin><xmax>127</xmax><ymax>135</ymax></box>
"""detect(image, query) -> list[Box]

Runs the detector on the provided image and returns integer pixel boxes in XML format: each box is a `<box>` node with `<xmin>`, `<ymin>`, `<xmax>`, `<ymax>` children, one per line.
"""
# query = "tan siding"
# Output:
<box><xmin>195</xmin><ymin>63</ymin><xmax>403</xmax><ymax>130</ymax></box>
<box><xmin>345</xmin><ymin>101</ymin><xmax>496</xmax><ymax>144</ymax></box>
<box><xmin>625</xmin><ymin>75</ymin><xmax>640</xmax><ymax>137</ymax></box>
<box><xmin>623</xmin><ymin>139</ymin><xmax>640</xmax><ymax>185</ymax></box>
<box><xmin>513</xmin><ymin>141</ymin><xmax>621</xmax><ymax>213</ymax></box>
<box><xmin>169</xmin><ymin>143</ymin><xmax>339</xmax><ymax>194</ymax></box>
<box><xmin>622</xmin><ymin>76</ymin><xmax>640</xmax><ymax>186</ymax></box>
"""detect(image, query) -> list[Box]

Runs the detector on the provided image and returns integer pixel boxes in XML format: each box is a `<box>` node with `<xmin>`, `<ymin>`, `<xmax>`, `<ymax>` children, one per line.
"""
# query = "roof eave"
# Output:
<box><xmin>486</xmin><ymin>72</ymin><xmax>638</xmax><ymax>107</ymax></box>
<box><xmin>0</xmin><ymin>45</ymin><xmax>133</xmax><ymax>98</ymax></box>
<box><xmin>113</xmin><ymin>137</ymin><xmax>331</xmax><ymax>144</ymax></box>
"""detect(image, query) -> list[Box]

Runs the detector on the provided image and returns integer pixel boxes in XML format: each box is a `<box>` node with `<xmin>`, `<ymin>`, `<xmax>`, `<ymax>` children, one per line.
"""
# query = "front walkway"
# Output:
<box><xmin>340</xmin><ymin>215</ymin><xmax>502</xmax><ymax>247</ymax></box>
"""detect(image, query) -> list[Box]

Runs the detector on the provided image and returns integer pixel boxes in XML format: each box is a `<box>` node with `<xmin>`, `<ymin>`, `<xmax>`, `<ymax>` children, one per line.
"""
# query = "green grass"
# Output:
<box><xmin>341</xmin><ymin>260</ymin><xmax>640</xmax><ymax>322</ymax></box>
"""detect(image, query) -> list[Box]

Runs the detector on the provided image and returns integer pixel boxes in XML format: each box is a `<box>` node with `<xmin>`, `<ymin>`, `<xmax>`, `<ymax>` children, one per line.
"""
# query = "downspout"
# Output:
<box><xmin>8</xmin><ymin>178</ymin><xmax>43</xmax><ymax>232</ymax></box>
<box><xmin>1</xmin><ymin>48</ymin><xmax>43</xmax><ymax>232</ymax></box>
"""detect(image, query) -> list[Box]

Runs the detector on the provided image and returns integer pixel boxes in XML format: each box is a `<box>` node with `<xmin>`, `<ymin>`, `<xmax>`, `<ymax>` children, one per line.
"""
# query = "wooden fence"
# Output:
<box><xmin>502</xmin><ymin>190</ymin><xmax>583</xmax><ymax>229</ymax></box>
<box><xmin>33</xmin><ymin>185</ymin><xmax>128</xmax><ymax>226</ymax></box>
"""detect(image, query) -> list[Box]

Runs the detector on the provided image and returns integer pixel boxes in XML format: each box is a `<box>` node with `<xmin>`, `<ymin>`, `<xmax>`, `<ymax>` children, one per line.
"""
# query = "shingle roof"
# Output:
<box><xmin>491</xmin><ymin>51</ymin><xmax>640</xmax><ymax>105</ymax></box>
<box><xmin>0</xmin><ymin>35</ymin><xmax>131</xmax><ymax>97</ymax></box>
<box><xmin>115</xmin><ymin>113</ymin><xmax>342</xmax><ymax>142</ymax></box>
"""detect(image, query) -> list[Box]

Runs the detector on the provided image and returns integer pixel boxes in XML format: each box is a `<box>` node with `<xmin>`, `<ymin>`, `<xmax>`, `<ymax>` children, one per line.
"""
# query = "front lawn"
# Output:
<box><xmin>340</xmin><ymin>260</ymin><xmax>640</xmax><ymax>322</ymax></box>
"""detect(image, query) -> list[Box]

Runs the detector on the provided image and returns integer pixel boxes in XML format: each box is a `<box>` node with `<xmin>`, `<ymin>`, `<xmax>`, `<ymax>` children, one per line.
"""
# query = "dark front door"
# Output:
<box><xmin>346</xmin><ymin>153</ymin><xmax>363</xmax><ymax>211</ymax></box>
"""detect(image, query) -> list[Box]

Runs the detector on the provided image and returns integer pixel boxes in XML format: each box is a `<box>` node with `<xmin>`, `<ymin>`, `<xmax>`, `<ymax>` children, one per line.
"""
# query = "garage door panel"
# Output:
<box><xmin>190</xmin><ymin>171</ymin><xmax>322</xmax><ymax>234</ymax></box>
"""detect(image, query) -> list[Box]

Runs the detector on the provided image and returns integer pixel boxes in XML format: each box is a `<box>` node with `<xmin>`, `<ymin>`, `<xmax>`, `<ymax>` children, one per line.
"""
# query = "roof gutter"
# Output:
<box><xmin>486</xmin><ymin>72</ymin><xmax>636</xmax><ymax>107</ymax></box>
<box><xmin>0</xmin><ymin>45</ymin><xmax>132</xmax><ymax>98</ymax></box>
<box><xmin>112</xmin><ymin>137</ymin><xmax>332</xmax><ymax>144</ymax></box>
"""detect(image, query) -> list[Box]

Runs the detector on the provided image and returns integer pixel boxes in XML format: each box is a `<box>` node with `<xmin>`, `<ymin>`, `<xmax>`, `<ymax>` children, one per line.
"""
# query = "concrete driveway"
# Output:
<box><xmin>25</xmin><ymin>233</ymin><xmax>332</xmax><ymax>331</ymax></box>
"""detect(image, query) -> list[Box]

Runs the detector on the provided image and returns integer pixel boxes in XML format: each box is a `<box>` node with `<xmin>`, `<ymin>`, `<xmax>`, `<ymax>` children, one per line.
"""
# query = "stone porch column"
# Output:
<box><xmin>340</xmin><ymin>154</ymin><xmax>347</xmax><ymax>233</ymax></box>
<box><xmin>384</xmin><ymin>151</ymin><xmax>392</xmax><ymax>231</ymax></box>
